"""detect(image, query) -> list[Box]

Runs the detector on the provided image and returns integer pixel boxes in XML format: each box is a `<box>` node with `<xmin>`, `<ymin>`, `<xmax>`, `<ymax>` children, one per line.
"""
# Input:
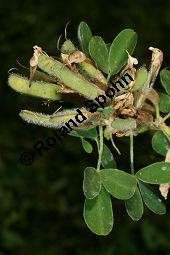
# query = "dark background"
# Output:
<box><xmin>0</xmin><ymin>0</ymin><xmax>170</xmax><ymax>254</ymax></box>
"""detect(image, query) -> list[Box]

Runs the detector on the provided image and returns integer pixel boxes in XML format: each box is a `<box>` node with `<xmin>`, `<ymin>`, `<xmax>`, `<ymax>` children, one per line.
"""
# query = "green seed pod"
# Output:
<box><xmin>111</xmin><ymin>118</ymin><xmax>137</xmax><ymax>131</ymax></box>
<box><xmin>19</xmin><ymin>108</ymin><xmax>101</xmax><ymax>130</ymax></box>
<box><xmin>132</xmin><ymin>67</ymin><xmax>148</xmax><ymax>91</ymax></box>
<box><xmin>61</xmin><ymin>39</ymin><xmax>76</xmax><ymax>54</ymax></box>
<box><xmin>8</xmin><ymin>74</ymin><xmax>61</xmax><ymax>101</ymax></box>
<box><xmin>38</xmin><ymin>54</ymin><xmax>105</xmax><ymax>100</ymax></box>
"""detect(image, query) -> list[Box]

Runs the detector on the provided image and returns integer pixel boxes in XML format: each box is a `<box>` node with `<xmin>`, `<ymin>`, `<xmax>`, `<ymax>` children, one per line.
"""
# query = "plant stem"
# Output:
<box><xmin>130</xmin><ymin>132</ymin><xmax>134</xmax><ymax>175</ymax></box>
<box><xmin>97</xmin><ymin>126</ymin><xmax>103</xmax><ymax>172</ymax></box>
<box><xmin>163</xmin><ymin>112</ymin><xmax>170</xmax><ymax>122</ymax></box>
<box><xmin>155</xmin><ymin>104</ymin><xmax>160</xmax><ymax>119</ymax></box>
<box><xmin>106</xmin><ymin>73</ymin><xmax>111</xmax><ymax>82</ymax></box>
<box><xmin>95</xmin><ymin>138</ymin><xmax>99</xmax><ymax>154</ymax></box>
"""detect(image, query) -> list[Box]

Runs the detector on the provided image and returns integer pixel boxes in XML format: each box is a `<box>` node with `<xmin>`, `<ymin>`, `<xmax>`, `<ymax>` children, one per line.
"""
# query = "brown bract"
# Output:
<box><xmin>29</xmin><ymin>46</ymin><xmax>42</xmax><ymax>87</ymax></box>
<box><xmin>147</xmin><ymin>47</ymin><xmax>163</xmax><ymax>88</ymax></box>
<box><xmin>114</xmin><ymin>92</ymin><xmax>136</xmax><ymax>117</ymax></box>
<box><xmin>61</xmin><ymin>51</ymin><xmax>86</xmax><ymax>68</ymax></box>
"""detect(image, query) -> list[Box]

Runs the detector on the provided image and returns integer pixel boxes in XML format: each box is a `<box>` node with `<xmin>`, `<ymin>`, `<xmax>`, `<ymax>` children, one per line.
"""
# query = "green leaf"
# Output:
<box><xmin>106</xmin><ymin>43</ymin><xmax>111</xmax><ymax>53</ymax></box>
<box><xmin>81</xmin><ymin>138</ymin><xmax>93</xmax><ymax>153</ymax></box>
<box><xmin>136</xmin><ymin>162</ymin><xmax>170</xmax><ymax>184</ymax></box>
<box><xmin>152</xmin><ymin>131</ymin><xmax>169</xmax><ymax>156</ymax></box>
<box><xmin>101</xmin><ymin>144</ymin><xmax>117</xmax><ymax>169</ymax></box>
<box><xmin>109</xmin><ymin>29</ymin><xmax>137</xmax><ymax>75</ymax></box>
<box><xmin>101</xmin><ymin>169</ymin><xmax>137</xmax><ymax>200</ymax></box>
<box><xmin>125</xmin><ymin>187</ymin><xmax>143</xmax><ymax>221</ymax></box>
<box><xmin>89</xmin><ymin>36</ymin><xmax>109</xmax><ymax>74</ymax></box>
<box><xmin>78</xmin><ymin>21</ymin><xmax>92</xmax><ymax>57</ymax></box>
<box><xmin>159</xmin><ymin>92</ymin><xmax>170</xmax><ymax>113</ymax></box>
<box><xmin>69</xmin><ymin>128</ymin><xmax>97</xmax><ymax>139</ymax></box>
<box><xmin>132</xmin><ymin>67</ymin><xmax>148</xmax><ymax>91</ymax></box>
<box><xmin>98</xmin><ymin>106</ymin><xmax>115</xmax><ymax>118</ymax></box>
<box><xmin>160</xmin><ymin>68</ymin><xmax>170</xmax><ymax>96</ymax></box>
<box><xmin>138</xmin><ymin>181</ymin><xmax>166</xmax><ymax>215</ymax></box>
<box><xmin>111</xmin><ymin>118</ymin><xmax>136</xmax><ymax>131</ymax></box>
<box><xmin>83</xmin><ymin>167</ymin><xmax>101</xmax><ymax>199</ymax></box>
<box><xmin>83</xmin><ymin>186</ymin><xmax>113</xmax><ymax>235</ymax></box>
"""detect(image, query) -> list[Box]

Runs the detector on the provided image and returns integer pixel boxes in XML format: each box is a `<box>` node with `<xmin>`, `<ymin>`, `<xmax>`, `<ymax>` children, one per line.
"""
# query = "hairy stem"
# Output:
<box><xmin>97</xmin><ymin>126</ymin><xmax>103</xmax><ymax>172</ymax></box>
<box><xmin>130</xmin><ymin>132</ymin><xmax>134</xmax><ymax>175</ymax></box>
